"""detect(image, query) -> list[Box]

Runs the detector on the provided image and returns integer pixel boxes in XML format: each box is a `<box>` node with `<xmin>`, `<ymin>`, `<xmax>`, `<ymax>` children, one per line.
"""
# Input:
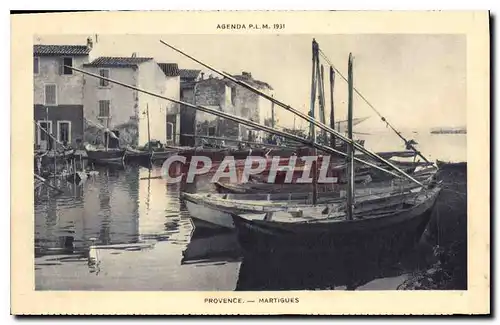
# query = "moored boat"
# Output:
<box><xmin>85</xmin><ymin>144</ymin><xmax>126</xmax><ymax>164</ymax></box>
<box><xmin>231</xmin><ymin>185</ymin><xmax>441</xmax><ymax>257</ymax></box>
<box><xmin>184</xmin><ymin>176</ymin><xmax>429</xmax><ymax>230</ymax></box>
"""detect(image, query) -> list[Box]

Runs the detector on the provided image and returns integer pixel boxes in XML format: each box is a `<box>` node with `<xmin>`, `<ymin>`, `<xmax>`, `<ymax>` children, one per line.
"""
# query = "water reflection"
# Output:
<box><xmin>35</xmin><ymin>165</ymin><xmax>190</xmax><ymax>258</ymax></box>
<box><xmin>181</xmin><ymin>226</ymin><xmax>241</xmax><ymax>265</ymax></box>
<box><xmin>34</xmin><ymin>138</ymin><xmax>466</xmax><ymax>290</ymax></box>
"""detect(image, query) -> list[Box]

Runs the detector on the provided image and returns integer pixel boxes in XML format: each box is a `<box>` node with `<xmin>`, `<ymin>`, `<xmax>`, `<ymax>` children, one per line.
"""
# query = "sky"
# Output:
<box><xmin>37</xmin><ymin>34</ymin><xmax>466</xmax><ymax>132</ymax></box>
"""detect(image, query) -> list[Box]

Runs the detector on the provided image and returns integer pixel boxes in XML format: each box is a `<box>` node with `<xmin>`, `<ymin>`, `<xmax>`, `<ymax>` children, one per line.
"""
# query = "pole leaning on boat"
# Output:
<box><xmin>158</xmin><ymin>39</ymin><xmax>424</xmax><ymax>187</ymax></box>
<box><xmin>66</xmin><ymin>66</ymin><xmax>404</xmax><ymax>180</ymax></box>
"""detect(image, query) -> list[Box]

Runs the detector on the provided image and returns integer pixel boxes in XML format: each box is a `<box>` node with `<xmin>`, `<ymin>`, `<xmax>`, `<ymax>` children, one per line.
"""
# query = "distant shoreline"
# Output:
<box><xmin>430</xmin><ymin>130</ymin><xmax>467</xmax><ymax>135</ymax></box>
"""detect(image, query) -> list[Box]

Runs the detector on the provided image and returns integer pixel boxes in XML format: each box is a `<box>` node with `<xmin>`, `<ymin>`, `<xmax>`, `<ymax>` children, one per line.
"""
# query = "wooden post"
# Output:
<box><xmin>346</xmin><ymin>53</ymin><xmax>355</xmax><ymax>221</ymax></box>
<box><xmin>329</xmin><ymin>66</ymin><xmax>336</xmax><ymax>148</ymax></box>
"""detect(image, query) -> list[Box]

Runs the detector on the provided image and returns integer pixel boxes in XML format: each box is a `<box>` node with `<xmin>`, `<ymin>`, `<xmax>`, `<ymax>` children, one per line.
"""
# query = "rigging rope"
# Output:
<box><xmin>317</xmin><ymin>48</ymin><xmax>430</xmax><ymax>163</ymax></box>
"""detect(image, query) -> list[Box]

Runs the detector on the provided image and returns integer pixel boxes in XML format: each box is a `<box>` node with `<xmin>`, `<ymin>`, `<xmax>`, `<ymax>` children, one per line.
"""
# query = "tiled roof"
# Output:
<box><xmin>158</xmin><ymin>63</ymin><xmax>180</xmax><ymax>77</ymax></box>
<box><xmin>180</xmin><ymin>69</ymin><xmax>201</xmax><ymax>80</ymax></box>
<box><xmin>34</xmin><ymin>44</ymin><xmax>91</xmax><ymax>56</ymax></box>
<box><xmin>84</xmin><ymin>57</ymin><xmax>153</xmax><ymax>67</ymax></box>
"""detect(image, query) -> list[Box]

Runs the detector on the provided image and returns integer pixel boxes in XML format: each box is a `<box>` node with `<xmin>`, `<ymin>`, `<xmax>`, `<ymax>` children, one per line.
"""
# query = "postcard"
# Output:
<box><xmin>11</xmin><ymin>11</ymin><xmax>490</xmax><ymax>315</ymax></box>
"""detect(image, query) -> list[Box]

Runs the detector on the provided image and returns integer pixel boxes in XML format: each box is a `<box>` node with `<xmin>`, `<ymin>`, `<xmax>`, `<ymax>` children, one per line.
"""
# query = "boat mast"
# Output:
<box><xmin>158</xmin><ymin>40</ymin><xmax>425</xmax><ymax>186</ymax></box>
<box><xmin>309</xmin><ymin>39</ymin><xmax>318</xmax><ymax>141</ymax></box>
<box><xmin>346</xmin><ymin>53</ymin><xmax>354</xmax><ymax>221</ymax></box>
<box><xmin>271</xmin><ymin>94</ymin><xmax>275</xmax><ymax>129</ymax></box>
<box><xmin>318</xmin><ymin>63</ymin><xmax>326</xmax><ymax>143</ymax></box>
<box><xmin>329</xmin><ymin>66</ymin><xmax>336</xmax><ymax>148</ymax></box>
<box><xmin>67</xmin><ymin>66</ymin><xmax>404</xmax><ymax>179</ymax></box>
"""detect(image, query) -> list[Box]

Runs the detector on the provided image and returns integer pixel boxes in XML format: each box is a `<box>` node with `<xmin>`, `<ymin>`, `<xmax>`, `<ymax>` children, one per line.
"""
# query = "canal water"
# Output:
<box><xmin>34</xmin><ymin>132</ymin><xmax>467</xmax><ymax>291</ymax></box>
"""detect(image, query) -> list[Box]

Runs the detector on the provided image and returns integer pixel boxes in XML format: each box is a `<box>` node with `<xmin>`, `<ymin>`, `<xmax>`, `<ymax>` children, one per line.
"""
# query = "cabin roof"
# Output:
<box><xmin>34</xmin><ymin>44</ymin><xmax>91</xmax><ymax>56</ymax></box>
<box><xmin>158</xmin><ymin>63</ymin><xmax>180</xmax><ymax>77</ymax></box>
<box><xmin>83</xmin><ymin>57</ymin><xmax>153</xmax><ymax>68</ymax></box>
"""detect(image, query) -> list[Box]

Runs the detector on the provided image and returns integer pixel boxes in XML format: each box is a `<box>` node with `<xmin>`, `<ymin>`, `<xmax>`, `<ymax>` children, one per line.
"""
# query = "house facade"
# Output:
<box><xmin>183</xmin><ymin>71</ymin><xmax>274</xmax><ymax>146</ymax></box>
<box><xmin>82</xmin><ymin>57</ymin><xmax>180</xmax><ymax>147</ymax></box>
<box><xmin>33</xmin><ymin>43</ymin><xmax>92</xmax><ymax>149</ymax></box>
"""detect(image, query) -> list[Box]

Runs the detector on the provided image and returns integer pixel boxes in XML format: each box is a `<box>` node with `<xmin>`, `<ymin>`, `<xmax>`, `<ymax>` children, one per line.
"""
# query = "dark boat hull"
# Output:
<box><xmin>86</xmin><ymin>148</ymin><xmax>126</xmax><ymax>163</ymax></box>
<box><xmin>231</xmin><ymin>188</ymin><xmax>440</xmax><ymax>260</ymax></box>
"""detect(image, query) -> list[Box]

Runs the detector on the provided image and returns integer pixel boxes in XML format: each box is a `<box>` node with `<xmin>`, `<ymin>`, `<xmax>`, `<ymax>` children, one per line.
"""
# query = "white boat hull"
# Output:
<box><xmin>185</xmin><ymin>200</ymin><xmax>235</xmax><ymax>229</ymax></box>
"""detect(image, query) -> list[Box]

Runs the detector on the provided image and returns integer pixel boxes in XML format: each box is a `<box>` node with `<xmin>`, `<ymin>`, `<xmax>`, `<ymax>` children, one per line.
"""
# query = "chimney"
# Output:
<box><xmin>200</xmin><ymin>72</ymin><xmax>205</xmax><ymax>80</ymax></box>
<box><xmin>132</xmin><ymin>52</ymin><xmax>137</xmax><ymax>58</ymax></box>
<box><xmin>242</xmin><ymin>71</ymin><xmax>252</xmax><ymax>79</ymax></box>
<box><xmin>86</xmin><ymin>36</ymin><xmax>93</xmax><ymax>50</ymax></box>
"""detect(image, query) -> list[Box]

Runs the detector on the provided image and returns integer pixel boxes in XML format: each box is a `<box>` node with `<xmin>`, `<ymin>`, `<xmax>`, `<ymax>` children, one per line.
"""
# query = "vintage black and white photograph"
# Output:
<box><xmin>32</xmin><ymin>33</ymin><xmax>468</xmax><ymax>291</ymax></box>
<box><xmin>11</xmin><ymin>11</ymin><xmax>489</xmax><ymax>316</ymax></box>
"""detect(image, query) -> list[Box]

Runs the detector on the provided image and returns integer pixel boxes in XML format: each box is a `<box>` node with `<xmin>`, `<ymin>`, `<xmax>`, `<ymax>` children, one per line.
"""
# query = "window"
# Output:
<box><xmin>98</xmin><ymin>100</ymin><xmax>110</xmax><ymax>118</ymax></box>
<box><xmin>44</xmin><ymin>84</ymin><xmax>57</xmax><ymax>106</ymax></box>
<box><xmin>225</xmin><ymin>85</ymin><xmax>232</xmax><ymax>106</ymax></box>
<box><xmin>231</xmin><ymin>86</ymin><xmax>236</xmax><ymax>105</ymax></box>
<box><xmin>62</xmin><ymin>57</ymin><xmax>73</xmax><ymax>75</ymax></box>
<box><xmin>208</xmin><ymin>126</ymin><xmax>216</xmax><ymax>136</ymax></box>
<box><xmin>99</xmin><ymin>69</ymin><xmax>110</xmax><ymax>87</ymax></box>
<box><xmin>34</xmin><ymin>56</ymin><xmax>39</xmax><ymax>74</ymax></box>
<box><xmin>166</xmin><ymin>122</ymin><xmax>174</xmax><ymax>141</ymax></box>
<box><xmin>57</xmin><ymin>121</ymin><xmax>71</xmax><ymax>144</ymax></box>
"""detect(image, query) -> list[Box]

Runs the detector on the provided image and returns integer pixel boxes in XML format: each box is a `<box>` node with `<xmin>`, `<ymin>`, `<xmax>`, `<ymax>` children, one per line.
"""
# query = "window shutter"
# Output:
<box><xmin>45</xmin><ymin>84</ymin><xmax>56</xmax><ymax>105</ymax></box>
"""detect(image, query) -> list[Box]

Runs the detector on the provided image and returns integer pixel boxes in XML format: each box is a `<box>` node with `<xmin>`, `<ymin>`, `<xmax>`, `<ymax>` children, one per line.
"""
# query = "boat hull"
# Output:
<box><xmin>185</xmin><ymin>200</ymin><xmax>235</xmax><ymax>229</ymax></box>
<box><xmin>86</xmin><ymin>148</ymin><xmax>126</xmax><ymax>163</ymax></box>
<box><xmin>231</xmin><ymin>188</ymin><xmax>440</xmax><ymax>259</ymax></box>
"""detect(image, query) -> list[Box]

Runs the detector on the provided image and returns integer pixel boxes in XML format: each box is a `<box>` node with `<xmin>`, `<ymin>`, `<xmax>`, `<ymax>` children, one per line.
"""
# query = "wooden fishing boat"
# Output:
<box><xmin>231</xmin><ymin>186</ymin><xmax>441</xmax><ymax>257</ymax></box>
<box><xmin>214</xmin><ymin>173</ymin><xmax>371</xmax><ymax>194</ymax></box>
<box><xmin>85</xmin><ymin>144</ymin><xmax>125</xmax><ymax>164</ymax></box>
<box><xmin>184</xmin><ymin>177</ymin><xmax>428</xmax><ymax>229</ymax></box>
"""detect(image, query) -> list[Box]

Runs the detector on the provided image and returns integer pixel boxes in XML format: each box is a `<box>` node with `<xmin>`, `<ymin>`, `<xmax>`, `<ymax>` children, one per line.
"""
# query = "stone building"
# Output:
<box><xmin>179</xmin><ymin>69</ymin><xmax>202</xmax><ymax>146</ymax></box>
<box><xmin>33</xmin><ymin>42</ymin><xmax>92</xmax><ymax>149</ymax></box>
<box><xmin>82</xmin><ymin>57</ymin><xmax>180</xmax><ymax>147</ymax></box>
<box><xmin>179</xmin><ymin>71</ymin><xmax>274</xmax><ymax>146</ymax></box>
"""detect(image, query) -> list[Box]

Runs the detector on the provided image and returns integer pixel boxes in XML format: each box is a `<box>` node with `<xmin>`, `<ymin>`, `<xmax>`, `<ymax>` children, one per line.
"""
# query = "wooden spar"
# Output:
<box><xmin>329</xmin><ymin>66</ymin><xmax>336</xmax><ymax>148</ymax></box>
<box><xmin>180</xmin><ymin>133</ymin><xmax>298</xmax><ymax>149</ymax></box>
<box><xmin>318</xmin><ymin>46</ymin><xmax>430</xmax><ymax>164</ymax></box>
<box><xmin>309</xmin><ymin>39</ymin><xmax>318</xmax><ymax>141</ymax></box>
<box><xmin>158</xmin><ymin>39</ymin><xmax>424</xmax><ymax>186</ymax></box>
<box><xmin>66</xmin><ymin>65</ymin><xmax>403</xmax><ymax>179</ymax></box>
<box><xmin>85</xmin><ymin>118</ymin><xmax>119</xmax><ymax>140</ymax></box>
<box><xmin>346</xmin><ymin>53</ymin><xmax>355</xmax><ymax>220</ymax></box>
<box><xmin>34</xmin><ymin>121</ymin><xmax>69</xmax><ymax>150</ymax></box>
<box><xmin>146</xmin><ymin>103</ymin><xmax>151</xmax><ymax>153</ymax></box>
<box><xmin>34</xmin><ymin>173</ymin><xmax>64</xmax><ymax>194</ymax></box>
<box><xmin>105</xmin><ymin>117</ymin><xmax>109</xmax><ymax>151</ymax></box>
